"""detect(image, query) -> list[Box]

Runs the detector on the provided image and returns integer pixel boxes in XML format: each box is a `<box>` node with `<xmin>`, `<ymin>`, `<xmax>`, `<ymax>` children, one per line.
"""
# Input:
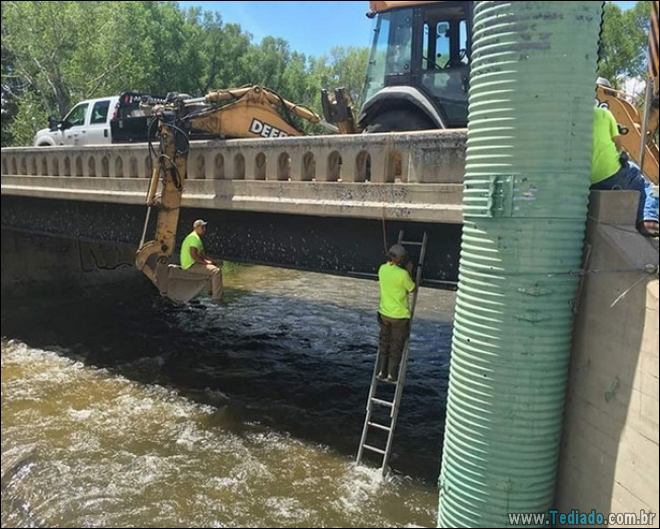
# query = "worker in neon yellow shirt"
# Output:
<box><xmin>591</xmin><ymin>105</ymin><xmax>658</xmax><ymax>236</ymax></box>
<box><xmin>377</xmin><ymin>244</ymin><xmax>415</xmax><ymax>382</ymax></box>
<box><xmin>180</xmin><ymin>219</ymin><xmax>223</xmax><ymax>303</ymax></box>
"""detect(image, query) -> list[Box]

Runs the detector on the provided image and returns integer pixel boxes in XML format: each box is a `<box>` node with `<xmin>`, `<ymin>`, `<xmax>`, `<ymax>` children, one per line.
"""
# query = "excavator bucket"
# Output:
<box><xmin>136</xmin><ymin>244</ymin><xmax>211</xmax><ymax>303</ymax></box>
<box><xmin>161</xmin><ymin>265</ymin><xmax>210</xmax><ymax>303</ymax></box>
<box><xmin>321</xmin><ymin>88</ymin><xmax>358</xmax><ymax>134</ymax></box>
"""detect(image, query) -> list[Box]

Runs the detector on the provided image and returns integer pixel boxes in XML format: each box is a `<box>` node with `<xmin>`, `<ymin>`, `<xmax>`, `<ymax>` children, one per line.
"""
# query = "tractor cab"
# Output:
<box><xmin>361</xmin><ymin>0</ymin><xmax>472</xmax><ymax>130</ymax></box>
<box><xmin>322</xmin><ymin>1</ymin><xmax>472</xmax><ymax>133</ymax></box>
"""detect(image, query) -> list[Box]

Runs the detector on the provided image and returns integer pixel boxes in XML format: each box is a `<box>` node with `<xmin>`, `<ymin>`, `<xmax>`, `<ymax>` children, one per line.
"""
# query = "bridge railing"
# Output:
<box><xmin>0</xmin><ymin>130</ymin><xmax>466</xmax><ymax>184</ymax></box>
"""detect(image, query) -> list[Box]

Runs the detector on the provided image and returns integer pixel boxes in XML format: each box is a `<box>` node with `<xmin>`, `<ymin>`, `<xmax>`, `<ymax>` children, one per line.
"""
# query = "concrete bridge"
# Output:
<box><xmin>3</xmin><ymin>129</ymin><xmax>659</xmax><ymax>523</ymax></box>
<box><xmin>1</xmin><ymin>130</ymin><xmax>466</xmax><ymax>288</ymax></box>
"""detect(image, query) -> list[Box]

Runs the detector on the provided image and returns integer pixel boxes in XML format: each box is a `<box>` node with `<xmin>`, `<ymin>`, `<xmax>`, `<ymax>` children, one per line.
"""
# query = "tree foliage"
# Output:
<box><xmin>2</xmin><ymin>1</ymin><xmax>652</xmax><ymax>146</ymax></box>
<box><xmin>1</xmin><ymin>1</ymin><xmax>368</xmax><ymax>146</ymax></box>
<box><xmin>598</xmin><ymin>1</ymin><xmax>652</xmax><ymax>88</ymax></box>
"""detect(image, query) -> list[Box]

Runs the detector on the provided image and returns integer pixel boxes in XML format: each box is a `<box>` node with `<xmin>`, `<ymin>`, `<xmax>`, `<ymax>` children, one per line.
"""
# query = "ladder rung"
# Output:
<box><xmin>377</xmin><ymin>376</ymin><xmax>398</xmax><ymax>385</ymax></box>
<box><xmin>400</xmin><ymin>240</ymin><xmax>423</xmax><ymax>246</ymax></box>
<box><xmin>371</xmin><ymin>397</ymin><xmax>394</xmax><ymax>408</ymax></box>
<box><xmin>362</xmin><ymin>444</ymin><xmax>386</xmax><ymax>455</ymax></box>
<box><xmin>368</xmin><ymin>421</ymin><xmax>392</xmax><ymax>432</ymax></box>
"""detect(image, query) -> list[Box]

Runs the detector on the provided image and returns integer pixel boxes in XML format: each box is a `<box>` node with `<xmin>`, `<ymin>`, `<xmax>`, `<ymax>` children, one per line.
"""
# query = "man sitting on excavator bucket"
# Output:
<box><xmin>179</xmin><ymin>219</ymin><xmax>224</xmax><ymax>304</ymax></box>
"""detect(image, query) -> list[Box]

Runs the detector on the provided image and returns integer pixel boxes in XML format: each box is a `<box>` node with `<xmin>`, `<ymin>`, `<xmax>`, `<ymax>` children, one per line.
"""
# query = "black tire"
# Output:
<box><xmin>363</xmin><ymin>109</ymin><xmax>436</xmax><ymax>133</ymax></box>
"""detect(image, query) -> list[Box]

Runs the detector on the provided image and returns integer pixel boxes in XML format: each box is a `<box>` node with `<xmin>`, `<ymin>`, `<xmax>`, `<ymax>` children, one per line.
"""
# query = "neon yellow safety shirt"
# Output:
<box><xmin>591</xmin><ymin>106</ymin><xmax>622</xmax><ymax>184</ymax></box>
<box><xmin>180</xmin><ymin>231</ymin><xmax>203</xmax><ymax>270</ymax></box>
<box><xmin>378</xmin><ymin>262</ymin><xmax>415</xmax><ymax>319</ymax></box>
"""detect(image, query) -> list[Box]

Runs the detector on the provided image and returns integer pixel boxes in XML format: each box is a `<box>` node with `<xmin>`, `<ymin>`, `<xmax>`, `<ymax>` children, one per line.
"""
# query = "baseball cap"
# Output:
<box><xmin>388</xmin><ymin>244</ymin><xmax>407</xmax><ymax>260</ymax></box>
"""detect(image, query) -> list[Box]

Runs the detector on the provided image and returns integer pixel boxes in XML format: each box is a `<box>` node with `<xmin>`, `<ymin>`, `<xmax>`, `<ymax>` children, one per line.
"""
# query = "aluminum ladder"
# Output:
<box><xmin>356</xmin><ymin>230</ymin><xmax>428</xmax><ymax>476</ymax></box>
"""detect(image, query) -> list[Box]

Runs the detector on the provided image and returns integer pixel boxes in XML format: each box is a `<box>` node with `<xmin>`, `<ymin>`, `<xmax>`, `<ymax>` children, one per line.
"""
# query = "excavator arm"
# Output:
<box><xmin>184</xmin><ymin>85</ymin><xmax>327</xmax><ymax>138</ymax></box>
<box><xmin>135</xmin><ymin>99</ymin><xmax>189</xmax><ymax>294</ymax></box>
<box><xmin>134</xmin><ymin>86</ymin><xmax>330</xmax><ymax>299</ymax></box>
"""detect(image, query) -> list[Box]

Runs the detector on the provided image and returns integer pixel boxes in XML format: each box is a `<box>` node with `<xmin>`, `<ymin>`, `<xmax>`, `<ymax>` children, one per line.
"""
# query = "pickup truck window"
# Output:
<box><xmin>65</xmin><ymin>103</ymin><xmax>88</xmax><ymax>127</ymax></box>
<box><xmin>90</xmin><ymin>101</ymin><xmax>110</xmax><ymax>124</ymax></box>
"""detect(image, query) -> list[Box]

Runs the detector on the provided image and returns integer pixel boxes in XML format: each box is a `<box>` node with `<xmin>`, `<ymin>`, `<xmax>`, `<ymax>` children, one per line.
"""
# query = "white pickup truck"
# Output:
<box><xmin>33</xmin><ymin>96</ymin><xmax>119</xmax><ymax>146</ymax></box>
<box><xmin>33</xmin><ymin>93</ymin><xmax>152</xmax><ymax>146</ymax></box>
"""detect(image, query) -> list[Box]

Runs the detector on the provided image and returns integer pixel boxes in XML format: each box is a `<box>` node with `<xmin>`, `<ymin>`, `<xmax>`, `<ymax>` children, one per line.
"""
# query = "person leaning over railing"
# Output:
<box><xmin>590</xmin><ymin>105</ymin><xmax>659</xmax><ymax>237</ymax></box>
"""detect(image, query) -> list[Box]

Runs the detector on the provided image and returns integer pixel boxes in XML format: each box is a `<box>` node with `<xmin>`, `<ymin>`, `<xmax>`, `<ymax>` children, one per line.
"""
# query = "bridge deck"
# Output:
<box><xmin>1</xmin><ymin>130</ymin><xmax>466</xmax><ymax>224</ymax></box>
<box><xmin>1</xmin><ymin>131</ymin><xmax>467</xmax><ymax>286</ymax></box>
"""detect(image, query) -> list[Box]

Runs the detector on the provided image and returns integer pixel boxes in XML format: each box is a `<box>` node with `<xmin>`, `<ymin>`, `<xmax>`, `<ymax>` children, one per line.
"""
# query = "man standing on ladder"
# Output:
<box><xmin>357</xmin><ymin>232</ymin><xmax>426</xmax><ymax>472</ymax></box>
<box><xmin>377</xmin><ymin>244</ymin><xmax>416</xmax><ymax>382</ymax></box>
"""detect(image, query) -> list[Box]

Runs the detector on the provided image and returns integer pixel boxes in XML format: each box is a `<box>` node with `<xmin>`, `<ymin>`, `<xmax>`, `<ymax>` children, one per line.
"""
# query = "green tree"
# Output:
<box><xmin>241</xmin><ymin>36</ymin><xmax>293</xmax><ymax>89</ymax></box>
<box><xmin>1</xmin><ymin>11</ymin><xmax>20</xmax><ymax>146</ymax></box>
<box><xmin>598</xmin><ymin>1</ymin><xmax>652</xmax><ymax>88</ymax></box>
<box><xmin>197</xmin><ymin>15</ymin><xmax>252</xmax><ymax>91</ymax></box>
<box><xmin>1</xmin><ymin>1</ymin><xmax>368</xmax><ymax>145</ymax></box>
<box><xmin>325</xmin><ymin>47</ymin><xmax>370</xmax><ymax>109</ymax></box>
<box><xmin>304</xmin><ymin>46</ymin><xmax>368</xmax><ymax>133</ymax></box>
<box><xmin>1</xmin><ymin>1</ymin><xmax>215</xmax><ymax>144</ymax></box>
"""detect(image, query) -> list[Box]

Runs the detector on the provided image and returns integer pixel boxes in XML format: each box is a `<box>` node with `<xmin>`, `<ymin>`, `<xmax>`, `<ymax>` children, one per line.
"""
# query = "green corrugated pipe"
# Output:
<box><xmin>438</xmin><ymin>2</ymin><xmax>603</xmax><ymax>527</ymax></box>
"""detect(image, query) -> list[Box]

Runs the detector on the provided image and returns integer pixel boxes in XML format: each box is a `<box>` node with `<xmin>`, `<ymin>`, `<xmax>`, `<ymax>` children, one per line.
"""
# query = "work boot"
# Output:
<box><xmin>388</xmin><ymin>363</ymin><xmax>400</xmax><ymax>382</ymax></box>
<box><xmin>640</xmin><ymin>221</ymin><xmax>659</xmax><ymax>237</ymax></box>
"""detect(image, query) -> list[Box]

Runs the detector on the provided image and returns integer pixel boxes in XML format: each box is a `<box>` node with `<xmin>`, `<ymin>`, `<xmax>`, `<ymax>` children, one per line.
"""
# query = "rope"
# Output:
<box><xmin>381</xmin><ymin>207</ymin><xmax>388</xmax><ymax>256</ymax></box>
<box><xmin>139</xmin><ymin>206</ymin><xmax>151</xmax><ymax>249</ymax></box>
<box><xmin>610</xmin><ymin>274</ymin><xmax>650</xmax><ymax>308</ymax></box>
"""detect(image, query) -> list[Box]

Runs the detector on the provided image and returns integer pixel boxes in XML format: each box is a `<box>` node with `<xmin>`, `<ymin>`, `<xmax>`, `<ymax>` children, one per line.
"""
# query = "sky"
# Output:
<box><xmin>179</xmin><ymin>1</ymin><xmax>639</xmax><ymax>58</ymax></box>
<box><xmin>179</xmin><ymin>1</ymin><xmax>373</xmax><ymax>57</ymax></box>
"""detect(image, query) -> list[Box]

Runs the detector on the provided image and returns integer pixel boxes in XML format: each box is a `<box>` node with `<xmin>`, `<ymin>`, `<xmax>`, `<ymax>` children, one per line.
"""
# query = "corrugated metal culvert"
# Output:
<box><xmin>438</xmin><ymin>1</ymin><xmax>604</xmax><ymax>527</ymax></box>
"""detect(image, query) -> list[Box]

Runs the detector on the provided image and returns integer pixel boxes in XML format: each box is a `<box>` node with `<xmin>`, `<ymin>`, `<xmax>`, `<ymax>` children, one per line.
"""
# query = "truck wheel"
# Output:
<box><xmin>364</xmin><ymin>109</ymin><xmax>436</xmax><ymax>133</ymax></box>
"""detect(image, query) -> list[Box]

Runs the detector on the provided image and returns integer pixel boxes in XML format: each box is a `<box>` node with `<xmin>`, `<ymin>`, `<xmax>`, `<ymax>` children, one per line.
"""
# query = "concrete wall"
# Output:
<box><xmin>1</xmin><ymin>228</ymin><xmax>140</xmax><ymax>296</ymax></box>
<box><xmin>1</xmin><ymin>130</ymin><xmax>466</xmax><ymax>183</ymax></box>
<box><xmin>0</xmin><ymin>176</ymin><xmax>463</xmax><ymax>224</ymax></box>
<box><xmin>1</xmin><ymin>131</ymin><xmax>466</xmax><ymax>224</ymax></box>
<box><xmin>556</xmin><ymin>191</ymin><xmax>659</xmax><ymax>526</ymax></box>
<box><xmin>1</xmin><ymin>195</ymin><xmax>464</xmax><ymax>286</ymax></box>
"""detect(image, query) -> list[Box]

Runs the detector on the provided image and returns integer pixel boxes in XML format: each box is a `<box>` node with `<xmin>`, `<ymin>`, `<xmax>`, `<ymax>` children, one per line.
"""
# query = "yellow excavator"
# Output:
<box><xmin>135</xmin><ymin>85</ymin><xmax>327</xmax><ymax>300</ymax></box>
<box><xmin>136</xmin><ymin>1</ymin><xmax>659</xmax><ymax>299</ymax></box>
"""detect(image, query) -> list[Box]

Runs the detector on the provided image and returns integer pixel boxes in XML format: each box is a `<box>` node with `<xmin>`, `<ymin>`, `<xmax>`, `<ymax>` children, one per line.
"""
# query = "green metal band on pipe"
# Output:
<box><xmin>438</xmin><ymin>2</ymin><xmax>603</xmax><ymax>527</ymax></box>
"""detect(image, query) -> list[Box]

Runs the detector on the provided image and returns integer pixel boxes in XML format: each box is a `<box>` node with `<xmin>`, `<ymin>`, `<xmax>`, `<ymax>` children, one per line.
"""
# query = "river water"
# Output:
<box><xmin>1</xmin><ymin>265</ymin><xmax>455</xmax><ymax>527</ymax></box>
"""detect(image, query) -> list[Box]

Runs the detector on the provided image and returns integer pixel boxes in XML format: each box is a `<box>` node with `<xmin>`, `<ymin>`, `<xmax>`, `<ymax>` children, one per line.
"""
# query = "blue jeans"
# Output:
<box><xmin>591</xmin><ymin>162</ymin><xmax>659</xmax><ymax>224</ymax></box>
